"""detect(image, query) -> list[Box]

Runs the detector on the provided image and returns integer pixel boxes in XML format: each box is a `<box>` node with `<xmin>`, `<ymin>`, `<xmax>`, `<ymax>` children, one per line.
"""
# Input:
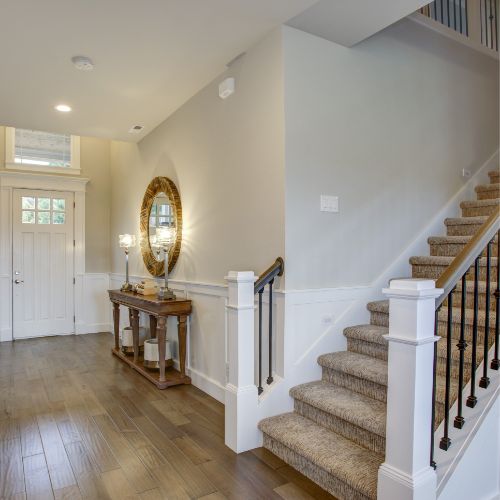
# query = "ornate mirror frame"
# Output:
<box><xmin>140</xmin><ymin>176</ymin><xmax>182</xmax><ymax>277</ymax></box>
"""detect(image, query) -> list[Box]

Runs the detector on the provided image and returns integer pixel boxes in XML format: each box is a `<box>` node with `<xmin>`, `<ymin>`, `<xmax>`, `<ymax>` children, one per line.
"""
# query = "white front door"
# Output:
<box><xmin>12</xmin><ymin>189</ymin><xmax>75</xmax><ymax>339</ymax></box>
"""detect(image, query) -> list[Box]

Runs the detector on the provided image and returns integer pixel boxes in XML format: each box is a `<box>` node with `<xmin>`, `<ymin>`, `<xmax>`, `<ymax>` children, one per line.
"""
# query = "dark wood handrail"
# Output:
<box><xmin>435</xmin><ymin>210</ymin><xmax>500</xmax><ymax>308</ymax></box>
<box><xmin>254</xmin><ymin>257</ymin><xmax>284</xmax><ymax>294</ymax></box>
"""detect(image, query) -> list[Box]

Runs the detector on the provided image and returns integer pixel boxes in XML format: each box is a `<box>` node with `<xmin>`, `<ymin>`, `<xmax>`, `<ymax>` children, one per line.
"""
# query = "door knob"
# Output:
<box><xmin>14</xmin><ymin>279</ymin><xmax>24</xmax><ymax>284</ymax></box>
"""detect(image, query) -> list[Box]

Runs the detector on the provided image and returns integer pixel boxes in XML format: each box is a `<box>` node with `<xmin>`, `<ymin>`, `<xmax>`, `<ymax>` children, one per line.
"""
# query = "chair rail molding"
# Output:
<box><xmin>0</xmin><ymin>171</ymin><xmax>89</xmax><ymax>341</ymax></box>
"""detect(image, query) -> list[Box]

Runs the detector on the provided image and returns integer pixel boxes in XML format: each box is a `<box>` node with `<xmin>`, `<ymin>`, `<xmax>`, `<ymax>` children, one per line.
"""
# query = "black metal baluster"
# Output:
<box><xmin>466</xmin><ymin>257</ymin><xmax>480</xmax><ymax>408</ymax></box>
<box><xmin>481</xmin><ymin>0</ymin><xmax>485</xmax><ymax>44</ymax></box>
<box><xmin>480</xmin><ymin>241</ymin><xmax>492</xmax><ymax>388</ymax></box>
<box><xmin>434</xmin><ymin>0</ymin><xmax>438</xmax><ymax>21</ymax></box>
<box><xmin>454</xmin><ymin>275</ymin><xmax>467</xmax><ymax>429</ymax></box>
<box><xmin>490</xmin><ymin>0</ymin><xmax>494</xmax><ymax>49</ymax></box>
<box><xmin>459</xmin><ymin>0</ymin><xmax>463</xmax><ymax>34</ymax></box>
<box><xmin>440</xmin><ymin>289</ymin><xmax>454</xmax><ymax>450</ymax></box>
<box><xmin>491</xmin><ymin>232</ymin><xmax>500</xmax><ymax>370</ymax></box>
<box><xmin>267</xmin><ymin>280</ymin><xmax>274</xmax><ymax>385</ymax></box>
<box><xmin>447</xmin><ymin>0</ymin><xmax>451</xmax><ymax>27</ymax></box>
<box><xmin>258</xmin><ymin>289</ymin><xmax>263</xmax><ymax>395</ymax></box>
<box><xmin>430</xmin><ymin>306</ymin><xmax>440</xmax><ymax>468</ymax></box>
<box><xmin>494</xmin><ymin>0</ymin><xmax>498</xmax><ymax>51</ymax></box>
<box><xmin>453</xmin><ymin>0</ymin><xmax>457</xmax><ymax>30</ymax></box>
<box><xmin>441</xmin><ymin>0</ymin><xmax>445</xmax><ymax>23</ymax></box>
<box><xmin>484</xmin><ymin>0</ymin><xmax>489</xmax><ymax>47</ymax></box>
<box><xmin>465</xmin><ymin>0</ymin><xmax>469</xmax><ymax>36</ymax></box>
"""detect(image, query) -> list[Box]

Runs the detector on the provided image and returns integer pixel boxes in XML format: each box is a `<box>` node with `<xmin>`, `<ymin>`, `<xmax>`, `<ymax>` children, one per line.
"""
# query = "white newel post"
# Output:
<box><xmin>378</xmin><ymin>279</ymin><xmax>443</xmax><ymax>500</ymax></box>
<box><xmin>225</xmin><ymin>271</ymin><xmax>260</xmax><ymax>453</ymax></box>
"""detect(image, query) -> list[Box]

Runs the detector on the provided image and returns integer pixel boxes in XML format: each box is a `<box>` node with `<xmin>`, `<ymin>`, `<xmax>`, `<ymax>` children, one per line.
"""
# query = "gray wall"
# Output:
<box><xmin>283</xmin><ymin>20</ymin><xmax>499</xmax><ymax>289</ymax></box>
<box><xmin>110</xmin><ymin>30</ymin><xmax>285</xmax><ymax>283</ymax></box>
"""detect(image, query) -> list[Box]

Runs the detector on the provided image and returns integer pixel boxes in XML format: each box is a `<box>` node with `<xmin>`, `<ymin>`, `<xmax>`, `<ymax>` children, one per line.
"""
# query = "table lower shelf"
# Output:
<box><xmin>112</xmin><ymin>348</ymin><xmax>191</xmax><ymax>389</ymax></box>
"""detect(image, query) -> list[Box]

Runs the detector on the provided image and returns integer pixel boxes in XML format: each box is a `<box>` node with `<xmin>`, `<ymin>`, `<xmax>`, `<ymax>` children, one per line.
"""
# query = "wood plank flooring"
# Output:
<box><xmin>0</xmin><ymin>333</ymin><xmax>337</xmax><ymax>500</ymax></box>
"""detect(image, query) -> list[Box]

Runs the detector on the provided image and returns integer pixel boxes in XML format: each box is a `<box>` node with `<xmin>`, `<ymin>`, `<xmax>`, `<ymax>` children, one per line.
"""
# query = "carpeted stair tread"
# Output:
<box><xmin>290</xmin><ymin>381</ymin><xmax>386</xmax><ymax>438</ymax></box>
<box><xmin>409</xmin><ymin>255</ymin><xmax>498</xmax><ymax>267</ymax></box>
<box><xmin>318</xmin><ymin>351</ymin><xmax>387</xmax><ymax>387</ymax></box>
<box><xmin>444</xmin><ymin>216</ymin><xmax>488</xmax><ymax>226</ymax></box>
<box><xmin>344</xmin><ymin>323</ymin><xmax>482</xmax><ymax>365</ymax></box>
<box><xmin>368</xmin><ymin>299</ymin><xmax>496</xmax><ymax>327</ymax></box>
<box><xmin>344</xmin><ymin>324</ymin><xmax>387</xmax><ymax>346</ymax></box>
<box><xmin>428</xmin><ymin>234</ymin><xmax>498</xmax><ymax>245</ymax></box>
<box><xmin>475</xmin><ymin>183</ymin><xmax>499</xmax><ymax>193</ymax></box>
<box><xmin>259</xmin><ymin>413</ymin><xmax>382</xmax><ymax>499</ymax></box>
<box><xmin>488</xmin><ymin>170</ymin><xmax>499</xmax><ymax>182</ymax></box>
<box><xmin>460</xmin><ymin>198</ymin><xmax>500</xmax><ymax>209</ymax></box>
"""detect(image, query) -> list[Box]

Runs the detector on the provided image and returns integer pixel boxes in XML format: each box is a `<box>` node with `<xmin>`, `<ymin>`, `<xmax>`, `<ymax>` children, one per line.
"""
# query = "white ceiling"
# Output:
<box><xmin>0</xmin><ymin>0</ymin><xmax>318</xmax><ymax>142</ymax></box>
<box><xmin>287</xmin><ymin>0</ymin><xmax>430</xmax><ymax>47</ymax></box>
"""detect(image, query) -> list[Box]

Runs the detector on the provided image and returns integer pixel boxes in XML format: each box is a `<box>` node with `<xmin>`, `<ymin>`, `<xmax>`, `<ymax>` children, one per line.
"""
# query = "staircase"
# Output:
<box><xmin>258</xmin><ymin>169</ymin><xmax>499</xmax><ymax>500</ymax></box>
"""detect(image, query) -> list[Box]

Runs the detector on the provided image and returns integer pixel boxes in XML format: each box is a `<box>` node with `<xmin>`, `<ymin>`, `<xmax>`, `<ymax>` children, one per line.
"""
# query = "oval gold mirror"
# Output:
<box><xmin>140</xmin><ymin>176</ymin><xmax>182</xmax><ymax>277</ymax></box>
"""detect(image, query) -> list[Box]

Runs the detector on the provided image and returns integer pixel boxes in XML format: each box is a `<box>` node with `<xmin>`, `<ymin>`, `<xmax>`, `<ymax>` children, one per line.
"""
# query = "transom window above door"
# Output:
<box><xmin>5</xmin><ymin>127</ymin><xmax>80</xmax><ymax>175</ymax></box>
<box><xmin>21</xmin><ymin>195</ymin><xmax>66</xmax><ymax>225</ymax></box>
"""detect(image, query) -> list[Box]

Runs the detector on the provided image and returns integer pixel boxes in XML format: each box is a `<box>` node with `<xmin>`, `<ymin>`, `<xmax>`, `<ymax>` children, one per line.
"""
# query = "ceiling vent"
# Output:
<box><xmin>128</xmin><ymin>125</ymin><xmax>144</xmax><ymax>134</ymax></box>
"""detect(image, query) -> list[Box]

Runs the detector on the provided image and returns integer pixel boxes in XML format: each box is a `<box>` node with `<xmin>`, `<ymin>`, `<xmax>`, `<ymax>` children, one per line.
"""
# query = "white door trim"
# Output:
<box><xmin>0</xmin><ymin>170</ymin><xmax>89</xmax><ymax>341</ymax></box>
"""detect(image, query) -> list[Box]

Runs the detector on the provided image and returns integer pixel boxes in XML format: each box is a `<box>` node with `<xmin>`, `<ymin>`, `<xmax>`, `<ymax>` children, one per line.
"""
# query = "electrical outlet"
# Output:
<box><xmin>462</xmin><ymin>168</ymin><xmax>471</xmax><ymax>178</ymax></box>
<box><xmin>320</xmin><ymin>195</ymin><xmax>339</xmax><ymax>213</ymax></box>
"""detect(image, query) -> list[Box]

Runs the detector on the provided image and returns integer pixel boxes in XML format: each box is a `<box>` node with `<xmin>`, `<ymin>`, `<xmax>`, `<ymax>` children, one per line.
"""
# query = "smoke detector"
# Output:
<box><xmin>128</xmin><ymin>125</ymin><xmax>144</xmax><ymax>134</ymax></box>
<box><xmin>71</xmin><ymin>55</ymin><xmax>94</xmax><ymax>71</ymax></box>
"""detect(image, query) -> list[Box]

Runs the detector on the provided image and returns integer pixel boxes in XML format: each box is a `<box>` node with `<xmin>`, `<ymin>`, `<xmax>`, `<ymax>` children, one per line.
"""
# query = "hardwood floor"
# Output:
<box><xmin>0</xmin><ymin>333</ymin><xmax>337</xmax><ymax>500</ymax></box>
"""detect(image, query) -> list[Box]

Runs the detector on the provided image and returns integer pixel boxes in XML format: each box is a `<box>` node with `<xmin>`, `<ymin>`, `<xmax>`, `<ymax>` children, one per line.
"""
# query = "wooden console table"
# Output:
<box><xmin>108</xmin><ymin>290</ymin><xmax>192</xmax><ymax>389</ymax></box>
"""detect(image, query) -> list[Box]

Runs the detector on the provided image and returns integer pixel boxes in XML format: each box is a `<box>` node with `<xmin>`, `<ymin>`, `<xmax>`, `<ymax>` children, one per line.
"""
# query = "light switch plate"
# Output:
<box><xmin>320</xmin><ymin>195</ymin><xmax>339</xmax><ymax>213</ymax></box>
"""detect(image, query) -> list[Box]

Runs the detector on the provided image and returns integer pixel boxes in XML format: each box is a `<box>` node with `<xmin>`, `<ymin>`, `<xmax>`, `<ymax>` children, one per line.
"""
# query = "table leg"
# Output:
<box><xmin>112</xmin><ymin>302</ymin><xmax>120</xmax><ymax>351</ymax></box>
<box><xmin>157</xmin><ymin>317</ymin><xmax>167</xmax><ymax>382</ymax></box>
<box><xmin>131</xmin><ymin>309</ymin><xmax>140</xmax><ymax>363</ymax></box>
<box><xmin>178</xmin><ymin>316</ymin><xmax>188</xmax><ymax>378</ymax></box>
<box><xmin>129</xmin><ymin>308</ymin><xmax>133</xmax><ymax>327</ymax></box>
<box><xmin>149</xmin><ymin>315</ymin><xmax>157</xmax><ymax>339</ymax></box>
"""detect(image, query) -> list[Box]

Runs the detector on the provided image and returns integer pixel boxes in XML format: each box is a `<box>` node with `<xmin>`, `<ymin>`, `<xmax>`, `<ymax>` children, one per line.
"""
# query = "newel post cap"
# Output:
<box><xmin>225</xmin><ymin>271</ymin><xmax>257</xmax><ymax>283</ymax></box>
<box><xmin>383</xmin><ymin>279</ymin><xmax>443</xmax><ymax>299</ymax></box>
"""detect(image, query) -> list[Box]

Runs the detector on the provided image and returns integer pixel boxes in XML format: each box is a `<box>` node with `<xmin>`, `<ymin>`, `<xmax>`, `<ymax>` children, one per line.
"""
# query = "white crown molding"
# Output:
<box><xmin>0</xmin><ymin>170</ymin><xmax>89</xmax><ymax>192</ymax></box>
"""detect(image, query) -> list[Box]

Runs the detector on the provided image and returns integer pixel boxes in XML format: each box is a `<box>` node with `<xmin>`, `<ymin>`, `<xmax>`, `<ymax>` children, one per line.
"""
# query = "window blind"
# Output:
<box><xmin>15</xmin><ymin>128</ymin><xmax>71</xmax><ymax>167</ymax></box>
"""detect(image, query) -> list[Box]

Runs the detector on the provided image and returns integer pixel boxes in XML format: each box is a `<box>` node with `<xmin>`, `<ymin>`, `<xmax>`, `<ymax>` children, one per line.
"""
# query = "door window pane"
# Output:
<box><xmin>37</xmin><ymin>198</ymin><xmax>50</xmax><ymax>210</ymax></box>
<box><xmin>38</xmin><ymin>211</ymin><xmax>50</xmax><ymax>224</ymax></box>
<box><xmin>53</xmin><ymin>212</ymin><xmax>65</xmax><ymax>224</ymax></box>
<box><xmin>52</xmin><ymin>198</ymin><xmax>65</xmax><ymax>211</ymax></box>
<box><xmin>22</xmin><ymin>211</ymin><xmax>35</xmax><ymax>224</ymax></box>
<box><xmin>22</xmin><ymin>197</ymin><xmax>35</xmax><ymax>209</ymax></box>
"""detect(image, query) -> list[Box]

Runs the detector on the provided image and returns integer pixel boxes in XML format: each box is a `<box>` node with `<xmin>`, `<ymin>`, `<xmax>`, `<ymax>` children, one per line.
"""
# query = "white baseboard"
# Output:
<box><xmin>0</xmin><ymin>327</ymin><xmax>12</xmax><ymax>342</ymax></box>
<box><xmin>76</xmin><ymin>323</ymin><xmax>113</xmax><ymax>335</ymax></box>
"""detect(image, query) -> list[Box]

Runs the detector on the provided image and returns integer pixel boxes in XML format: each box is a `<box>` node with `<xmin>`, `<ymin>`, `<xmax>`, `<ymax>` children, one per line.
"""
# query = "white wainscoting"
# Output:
<box><xmin>76</xmin><ymin>273</ymin><xmax>112</xmax><ymax>334</ymax></box>
<box><xmin>109</xmin><ymin>273</ymin><xmax>229</xmax><ymax>403</ymax></box>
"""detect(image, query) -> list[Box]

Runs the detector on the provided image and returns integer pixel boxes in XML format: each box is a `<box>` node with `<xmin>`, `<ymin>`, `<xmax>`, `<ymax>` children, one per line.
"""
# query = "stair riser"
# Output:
<box><xmin>262</xmin><ymin>435</ymin><xmax>375</xmax><ymax>500</ymax></box>
<box><xmin>294</xmin><ymin>399</ymin><xmax>385</xmax><ymax>455</ymax></box>
<box><xmin>442</xmin><ymin>288</ymin><xmax>497</xmax><ymax>311</ymax></box>
<box><xmin>322</xmin><ymin>368</ymin><xmax>387</xmax><ymax>403</ymax></box>
<box><xmin>447</xmin><ymin>223</ymin><xmax>484</xmax><ymax>236</ymax></box>
<box><xmin>412</xmin><ymin>263</ymin><xmax>497</xmax><ymax>281</ymax></box>
<box><xmin>370</xmin><ymin>312</ymin><xmax>494</xmax><ymax>343</ymax></box>
<box><xmin>430</xmin><ymin>243</ymin><xmax>497</xmax><ymax>258</ymax></box>
<box><xmin>462</xmin><ymin>204</ymin><xmax>499</xmax><ymax>217</ymax></box>
<box><xmin>489</xmin><ymin>174</ymin><xmax>499</xmax><ymax>184</ymax></box>
<box><xmin>347</xmin><ymin>339</ymin><xmax>474</xmax><ymax>379</ymax></box>
<box><xmin>477</xmin><ymin>189</ymin><xmax>500</xmax><ymax>200</ymax></box>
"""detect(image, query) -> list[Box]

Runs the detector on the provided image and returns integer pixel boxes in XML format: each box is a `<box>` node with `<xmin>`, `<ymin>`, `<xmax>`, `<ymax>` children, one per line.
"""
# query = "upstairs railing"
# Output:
<box><xmin>420</xmin><ymin>0</ymin><xmax>499</xmax><ymax>51</ymax></box>
<box><xmin>430</xmin><ymin>210</ymin><xmax>500</xmax><ymax>467</ymax></box>
<box><xmin>255</xmin><ymin>257</ymin><xmax>284</xmax><ymax>394</ymax></box>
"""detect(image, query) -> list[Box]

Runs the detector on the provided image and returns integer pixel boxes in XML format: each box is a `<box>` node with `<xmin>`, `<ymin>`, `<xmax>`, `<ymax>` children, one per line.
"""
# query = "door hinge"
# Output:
<box><xmin>73</xmin><ymin>315</ymin><xmax>76</xmax><ymax>323</ymax></box>
<box><xmin>73</xmin><ymin>277</ymin><xmax>76</xmax><ymax>285</ymax></box>
<box><xmin>73</xmin><ymin>240</ymin><xmax>76</xmax><ymax>247</ymax></box>
<box><xmin>73</xmin><ymin>201</ymin><xmax>76</xmax><ymax>208</ymax></box>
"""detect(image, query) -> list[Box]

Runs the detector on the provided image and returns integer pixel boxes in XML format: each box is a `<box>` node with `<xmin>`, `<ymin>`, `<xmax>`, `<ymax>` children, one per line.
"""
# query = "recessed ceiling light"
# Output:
<box><xmin>55</xmin><ymin>104</ymin><xmax>72</xmax><ymax>113</ymax></box>
<box><xmin>71</xmin><ymin>55</ymin><xmax>94</xmax><ymax>71</ymax></box>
